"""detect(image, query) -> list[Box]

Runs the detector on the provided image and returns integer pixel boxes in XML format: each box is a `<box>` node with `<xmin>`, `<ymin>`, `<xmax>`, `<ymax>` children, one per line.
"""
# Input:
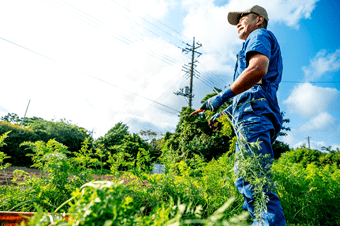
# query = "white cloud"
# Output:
<box><xmin>284</xmin><ymin>83</ymin><xmax>340</xmax><ymax>118</ymax></box>
<box><xmin>279</xmin><ymin>129</ymin><xmax>297</xmax><ymax>147</ymax></box>
<box><xmin>262</xmin><ymin>0</ymin><xmax>320</xmax><ymax>27</ymax></box>
<box><xmin>0</xmin><ymin>0</ymin><xmax>322</xmax><ymax>139</ymax></box>
<box><xmin>180</xmin><ymin>0</ymin><xmax>321</xmax><ymax>83</ymax></box>
<box><xmin>208</xmin><ymin>0</ymin><xmax>319</xmax><ymax>28</ymax></box>
<box><xmin>302</xmin><ymin>49</ymin><xmax>340</xmax><ymax>81</ymax></box>
<box><xmin>332</xmin><ymin>144</ymin><xmax>340</xmax><ymax>151</ymax></box>
<box><xmin>300</xmin><ymin>112</ymin><xmax>336</xmax><ymax>132</ymax></box>
<box><xmin>292</xmin><ymin>140</ymin><xmax>327</xmax><ymax>150</ymax></box>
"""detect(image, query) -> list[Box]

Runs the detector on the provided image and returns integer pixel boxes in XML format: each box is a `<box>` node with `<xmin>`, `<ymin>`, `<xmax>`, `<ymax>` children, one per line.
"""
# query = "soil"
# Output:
<box><xmin>0</xmin><ymin>166</ymin><xmax>42</xmax><ymax>186</ymax></box>
<box><xmin>0</xmin><ymin>166</ymin><xmax>148</xmax><ymax>186</ymax></box>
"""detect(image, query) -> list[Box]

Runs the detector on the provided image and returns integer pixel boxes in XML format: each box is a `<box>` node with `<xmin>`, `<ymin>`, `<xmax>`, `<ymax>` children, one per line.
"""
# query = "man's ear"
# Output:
<box><xmin>256</xmin><ymin>15</ymin><xmax>264</xmax><ymax>27</ymax></box>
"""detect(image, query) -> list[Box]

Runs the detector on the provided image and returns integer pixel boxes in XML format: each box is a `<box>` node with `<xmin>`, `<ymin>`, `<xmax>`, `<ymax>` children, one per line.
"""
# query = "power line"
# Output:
<box><xmin>44</xmin><ymin>0</ymin><xmax>184</xmax><ymax>67</ymax></box>
<box><xmin>98</xmin><ymin>0</ymin><xmax>186</xmax><ymax>50</ymax></box>
<box><xmin>108</xmin><ymin>0</ymin><xmax>189</xmax><ymax>47</ymax></box>
<box><xmin>0</xmin><ymin>37</ymin><xmax>54</xmax><ymax>61</ymax></box>
<box><xmin>198</xmin><ymin>62</ymin><xmax>227</xmax><ymax>85</ymax></box>
<box><xmin>0</xmin><ymin>36</ymin><xmax>180</xmax><ymax>114</ymax></box>
<box><xmin>195</xmin><ymin>76</ymin><xmax>216</xmax><ymax>90</ymax></box>
<box><xmin>125</xmin><ymin>71</ymin><xmax>188</xmax><ymax>126</ymax></box>
<box><xmin>121</xmin><ymin>0</ymin><xmax>189</xmax><ymax>42</ymax></box>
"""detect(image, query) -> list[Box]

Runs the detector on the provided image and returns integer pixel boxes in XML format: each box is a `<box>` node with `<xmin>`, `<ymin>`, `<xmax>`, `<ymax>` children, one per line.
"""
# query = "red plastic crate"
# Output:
<box><xmin>0</xmin><ymin>211</ymin><xmax>35</xmax><ymax>226</ymax></box>
<box><xmin>0</xmin><ymin>211</ymin><xmax>70</xmax><ymax>226</ymax></box>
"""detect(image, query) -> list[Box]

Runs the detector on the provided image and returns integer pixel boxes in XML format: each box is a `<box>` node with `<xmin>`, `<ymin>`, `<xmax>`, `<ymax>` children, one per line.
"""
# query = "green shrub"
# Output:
<box><xmin>273</xmin><ymin>151</ymin><xmax>340</xmax><ymax>226</ymax></box>
<box><xmin>0</xmin><ymin>122</ymin><xmax>40</xmax><ymax>167</ymax></box>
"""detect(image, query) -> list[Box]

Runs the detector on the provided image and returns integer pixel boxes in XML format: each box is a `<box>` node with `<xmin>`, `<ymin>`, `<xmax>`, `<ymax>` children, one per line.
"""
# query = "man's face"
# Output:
<box><xmin>237</xmin><ymin>13</ymin><xmax>258</xmax><ymax>40</ymax></box>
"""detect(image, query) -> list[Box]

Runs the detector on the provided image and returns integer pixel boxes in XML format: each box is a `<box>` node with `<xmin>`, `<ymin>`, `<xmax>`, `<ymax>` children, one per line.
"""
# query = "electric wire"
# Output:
<box><xmin>121</xmin><ymin>0</ymin><xmax>190</xmax><ymax>43</ymax></box>
<box><xmin>198</xmin><ymin>62</ymin><xmax>227</xmax><ymax>85</ymax></box>
<box><xmin>99</xmin><ymin>0</ymin><xmax>187</xmax><ymax>51</ymax></box>
<box><xmin>125</xmin><ymin>71</ymin><xmax>188</xmax><ymax>126</ymax></box>
<box><xmin>125</xmin><ymin>53</ymin><xmax>192</xmax><ymax>126</ymax></box>
<box><xmin>0</xmin><ymin>36</ymin><xmax>181</xmax><ymax>115</ymax></box>
<box><xmin>7</xmin><ymin>1</ymin><xmax>188</xmax><ymax>116</ymax></box>
<box><xmin>200</xmin><ymin>71</ymin><xmax>225</xmax><ymax>87</ymax></box>
<box><xmin>0</xmin><ymin>37</ymin><xmax>54</xmax><ymax>61</ymax></box>
<box><xmin>195</xmin><ymin>70</ymin><xmax>220</xmax><ymax>88</ymax></box>
<box><xmin>44</xmin><ymin>0</ymin><xmax>184</xmax><ymax>68</ymax></box>
<box><xmin>195</xmin><ymin>76</ymin><xmax>216</xmax><ymax>90</ymax></box>
<box><xmin>109</xmin><ymin>0</ymin><xmax>189</xmax><ymax>47</ymax></box>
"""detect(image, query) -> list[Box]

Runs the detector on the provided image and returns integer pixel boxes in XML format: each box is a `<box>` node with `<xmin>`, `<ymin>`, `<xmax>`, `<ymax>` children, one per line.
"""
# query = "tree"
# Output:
<box><xmin>27</xmin><ymin>118</ymin><xmax>91</xmax><ymax>154</ymax></box>
<box><xmin>1</xmin><ymin>112</ymin><xmax>44</xmax><ymax>126</ymax></box>
<box><xmin>273</xmin><ymin>112</ymin><xmax>291</xmax><ymax>159</ymax></box>
<box><xmin>112</xmin><ymin>133</ymin><xmax>149</xmax><ymax>159</ymax></box>
<box><xmin>140</xmin><ymin>129</ymin><xmax>163</xmax><ymax>159</ymax></box>
<box><xmin>0</xmin><ymin>121</ymin><xmax>40</xmax><ymax>167</ymax></box>
<box><xmin>162</xmin><ymin>106</ymin><xmax>234</xmax><ymax>161</ymax></box>
<box><xmin>278</xmin><ymin>112</ymin><xmax>291</xmax><ymax>137</ymax></box>
<box><xmin>272</xmin><ymin>141</ymin><xmax>290</xmax><ymax>159</ymax></box>
<box><xmin>94</xmin><ymin>122</ymin><xmax>129</xmax><ymax>150</ymax></box>
<box><xmin>1</xmin><ymin>113</ymin><xmax>21</xmax><ymax>124</ymax></box>
<box><xmin>161</xmin><ymin>89</ymin><xmax>236</xmax><ymax>162</ymax></box>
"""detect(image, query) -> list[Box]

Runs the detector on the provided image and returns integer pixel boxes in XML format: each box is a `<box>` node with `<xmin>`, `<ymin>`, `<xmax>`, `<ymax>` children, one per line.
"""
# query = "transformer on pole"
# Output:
<box><xmin>174</xmin><ymin>37</ymin><xmax>202</xmax><ymax>107</ymax></box>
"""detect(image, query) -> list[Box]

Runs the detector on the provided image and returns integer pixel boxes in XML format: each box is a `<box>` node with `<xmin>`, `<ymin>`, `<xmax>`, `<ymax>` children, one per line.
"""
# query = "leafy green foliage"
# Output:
<box><xmin>282</xmin><ymin>146</ymin><xmax>340</xmax><ymax>168</ymax></box>
<box><xmin>0</xmin><ymin>115</ymin><xmax>92</xmax><ymax>167</ymax></box>
<box><xmin>1</xmin><ymin>97</ymin><xmax>339</xmax><ymax>225</ymax></box>
<box><xmin>112</xmin><ymin>133</ymin><xmax>149</xmax><ymax>159</ymax></box>
<box><xmin>27</xmin><ymin>118</ymin><xmax>91</xmax><ymax>154</ymax></box>
<box><xmin>278</xmin><ymin>112</ymin><xmax>291</xmax><ymax>137</ymax></box>
<box><xmin>0</xmin><ymin>138</ymin><xmax>108</xmax><ymax>213</ymax></box>
<box><xmin>140</xmin><ymin>129</ymin><xmax>163</xmax><ymax>159</ymax></box>
<box><xmin>27</xmin><ymin>181</ymin><xmax>248</xmax><ymax>226</ymax></box>
<box><xmin>1</xmin><ymin>134</ymin><xmax>340</xmax><ymax>225</ymax></box>
<box><xmin>273</xmin><ymin>152</ymin><xmax>340</xmax><ymax>225</ymax></box>
<box><xmin>163</xmin><ymin>107</ymin><xmax>234</xmax><ymax>161</ymax></box>
<box><xmin>272</xmin><ymin>140</ymin><xmax>290</xmax><ymax>159</ymax></box>
<box><xmin>1</xmin><ymin>113</ymin><xmax>21</xmax><ymax>124</ymax></box>
<box><xmin>21</xmin><ymin>139</ymin><xmax>70</xmax><ymax>178</ymax></box>
<box><xmin>70</xmin><ymin>137</ymin><xmax>102</xmax><ymax>184</ymax></box>
<box><xmin>0</xmin><ymin>131</ymin><xmax>12</xmax><ymax>186</ymax></box>
<box><xmin>94</xmin><ymin>122</ymin><xmax>129</xmax><ymax>150</ymax></box>
<box><xmin>1</xmin><ymin>112</ymin><xmax>44</xmax><ymax>126</ymax></box>
<box><xmin>0</xmin><ymin>121</ymin><xmax>40</xmax><ymax>167</ymax></box>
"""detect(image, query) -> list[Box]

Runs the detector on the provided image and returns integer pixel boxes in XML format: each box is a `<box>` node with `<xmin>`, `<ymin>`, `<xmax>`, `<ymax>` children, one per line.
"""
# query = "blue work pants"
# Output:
<box><xmin>234</xmin><ymin>120</ymin><xmax>286</xmax><ymax>226</ymax></box>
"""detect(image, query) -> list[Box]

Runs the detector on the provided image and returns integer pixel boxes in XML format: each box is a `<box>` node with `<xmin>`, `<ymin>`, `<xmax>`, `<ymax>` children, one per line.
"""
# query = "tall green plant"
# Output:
<box><xmin>21</xmin><ymin>139</ymin><xmax>70</xmax><ymax>178</ymax></box>
<box><xmin>211</xmin><ymin>109</ymin><xmax>274</xmax><ymax>223</ymax></box>
<box><xmin>0</xmin><ymin>131</ymin><xmax>11</xmax><ymax>186</ymax></box>
<box><xmin>71</xmin><ymin>137</ymin><xmax>101</xmax><ymax>183</ymax></box>
<box><xmin>28</xmin><ymin>181</ymin><xmax>249</xmax><ymax>226</ymax></box>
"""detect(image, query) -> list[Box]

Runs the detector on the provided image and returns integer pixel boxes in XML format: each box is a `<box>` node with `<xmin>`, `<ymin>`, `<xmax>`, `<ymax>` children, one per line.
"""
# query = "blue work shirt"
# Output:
<box><xmin>231</xmin><ymin>28</ymin><xmax>283</xmax><ymax>137</ymax></box>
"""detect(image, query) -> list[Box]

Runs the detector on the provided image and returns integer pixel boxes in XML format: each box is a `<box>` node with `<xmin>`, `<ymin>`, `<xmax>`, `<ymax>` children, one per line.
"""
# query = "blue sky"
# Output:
<box><xmin>0</xmin><ymin>0</ymin><xmax>339</xmax><ymax>150</ymax></box>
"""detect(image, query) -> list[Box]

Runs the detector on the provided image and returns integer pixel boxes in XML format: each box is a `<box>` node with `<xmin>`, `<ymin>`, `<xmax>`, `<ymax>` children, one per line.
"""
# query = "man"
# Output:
<box><xmin>191</xmin><ymin>5</ymin><xmax>286</xmax><ymax>226</ymax></box>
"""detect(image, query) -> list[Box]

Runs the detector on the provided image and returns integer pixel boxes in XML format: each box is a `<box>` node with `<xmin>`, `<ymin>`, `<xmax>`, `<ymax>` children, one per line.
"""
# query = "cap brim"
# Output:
<box><xmin>228</xmin><ymin>12</ymin><xmax>242</xmax><ymax>25</ymax></box>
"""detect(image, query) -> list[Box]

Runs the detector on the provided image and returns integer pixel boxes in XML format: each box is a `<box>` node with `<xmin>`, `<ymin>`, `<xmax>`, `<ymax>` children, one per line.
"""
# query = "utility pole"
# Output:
<box><xmin>174</xmin><ymin>37</ymin><xmax>202</xmax><ymax>107</ymax></box>
<box><xmin>20</xmin><ymin>99</ymin><xmax>31</xmax><ymax>128</ymax></box>
<box><xmin>307</xmin><ymin>136</ymin><xmax>311</xmax><ymax>149</ymax></box>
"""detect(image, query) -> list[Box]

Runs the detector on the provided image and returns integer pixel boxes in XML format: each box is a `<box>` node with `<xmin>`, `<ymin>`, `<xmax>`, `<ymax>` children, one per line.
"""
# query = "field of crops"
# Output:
<box><xmin>1</xmin><ymin>127</ymin><xmax>340</xmax><ymax>226</ymax></box>
<box><xmin>0</xmin><ymin>120</ymin><xmax>340</xmax><ymax>226</ymax></box>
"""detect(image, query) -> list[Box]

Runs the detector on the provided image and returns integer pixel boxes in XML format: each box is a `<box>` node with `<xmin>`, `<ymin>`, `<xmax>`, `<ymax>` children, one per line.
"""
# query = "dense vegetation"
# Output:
<box><xmin>0</xmin><ymin>106</ymin><xmax>339</xmax><ymax>225</ymax></box>
<box><xmin>0</xmin><ymin>114</ymin><xmax>91</xmax><ymax>167</ymax></box>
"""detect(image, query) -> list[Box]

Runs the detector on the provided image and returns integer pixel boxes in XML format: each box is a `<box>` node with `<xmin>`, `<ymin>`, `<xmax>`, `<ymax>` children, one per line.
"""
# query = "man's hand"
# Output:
<box><xmin>191</xmin><ymin>87</ymin><xmax>235</xmax><ymax>116</ymax></box>
<box><xmin>201</xmin><ymin>95</ymin><xmax>223</xmax><ymax>112</ymax></box>
<box><xmin>190</xmin><ymin>88</ymin><xmax>235</xmax><ymax>117</ymax></box>
<box><xmin>189</xmin><ymin>96</ymin><xmax>221</xmax><ymax>117</ymax></box>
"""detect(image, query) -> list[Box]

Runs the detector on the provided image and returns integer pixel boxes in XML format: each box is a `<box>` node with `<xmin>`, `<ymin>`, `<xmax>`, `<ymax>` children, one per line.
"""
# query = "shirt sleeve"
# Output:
<box><xmin>245</xmin><ymin>29</ymin><xmax>272</xmax><ymax>63</ymax></box>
